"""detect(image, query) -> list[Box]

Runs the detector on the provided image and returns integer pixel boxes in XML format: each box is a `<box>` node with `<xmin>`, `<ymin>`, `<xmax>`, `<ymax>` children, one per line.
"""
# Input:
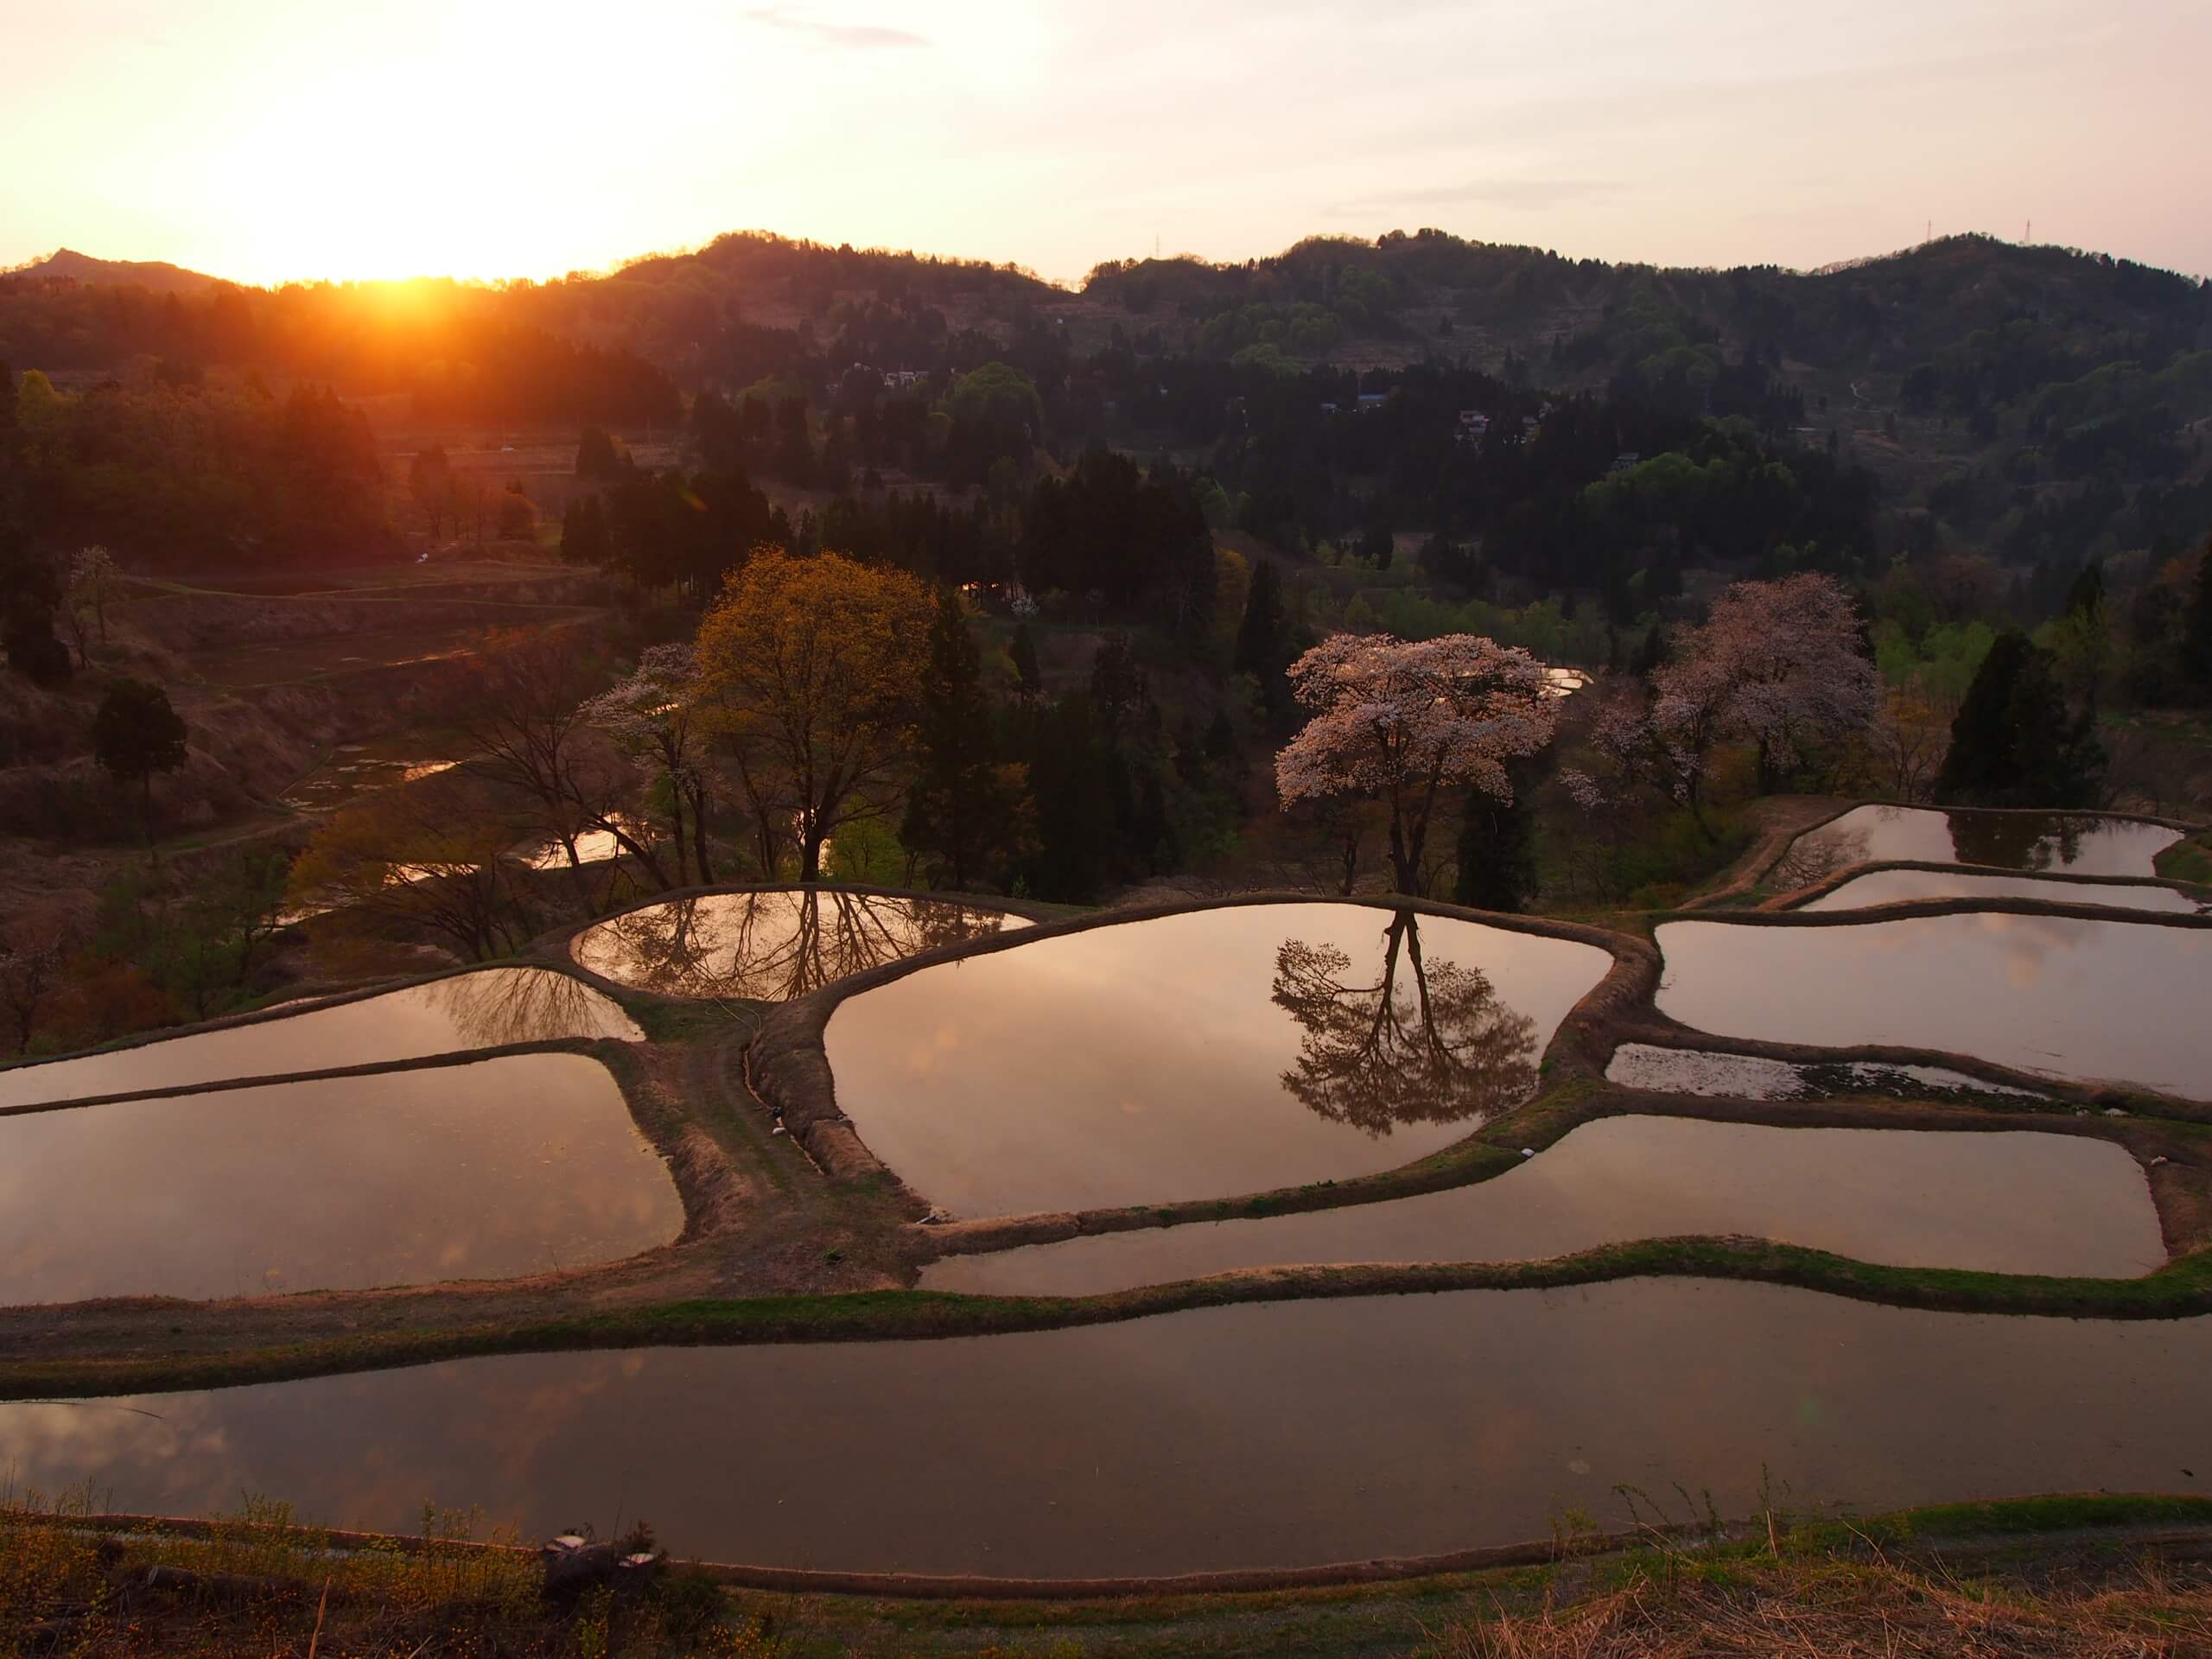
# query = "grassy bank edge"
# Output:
<box><xmin>12</xmin><ymin>1239</ymin><xmax>2211</xmax><ymax>1402</ymax></box>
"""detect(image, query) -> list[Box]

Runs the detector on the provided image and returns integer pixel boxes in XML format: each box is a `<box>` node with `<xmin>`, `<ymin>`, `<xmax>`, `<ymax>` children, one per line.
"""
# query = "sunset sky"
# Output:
<box><xmin>7</xmin><ymin>0</ymin><xmax>2208</xmax><ymax>288</ymax></box>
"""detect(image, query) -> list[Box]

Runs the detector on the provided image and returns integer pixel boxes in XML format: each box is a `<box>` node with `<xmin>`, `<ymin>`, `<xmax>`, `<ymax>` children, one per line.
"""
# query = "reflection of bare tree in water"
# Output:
<box><xmin>1270</xmin><ymin>912</ymin><xmax>1540</xmax><ymax>1135</ymax></box>
<box><xmin>1770</xmin><ymin>826</ymin><xmax>1871</xmax><ymax>892</ymax></box>
<box><xmin>582</xmin><ymin>891</ymin><xmax>1009</xmax><ymax>1001</ymax></box>
<box><xmin>430</xmin><ymin>968</ymin><xmax>620</xmax><ymax>1047</ymax></box>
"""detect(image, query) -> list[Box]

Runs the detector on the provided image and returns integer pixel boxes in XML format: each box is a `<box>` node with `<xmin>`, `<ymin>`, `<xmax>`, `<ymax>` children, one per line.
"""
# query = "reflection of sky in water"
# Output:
<box><xmin>7</xmin><ymin>1284</ymin><xmax>2211</xmax><ymax>1578</ymax></box>
<box><xmin>0</xmin><ymin>969</ymin><xmax>641</xmax><ymax>1108</ymax></box>
<box><xmin>1807</xmin><ymin>868</ymin><xmax>2204</xmax><ymax>914</ymax></box>
<box><xmin>924</xmin><ymin>1116</ymin><xmax>2164</xmax><ymax>1291</ymax></box>
<box><xmin>1788</xmin><ymin>805</ymin><xmax>2179</xmax><ymax>877</ymax></box>
<box><xmin>573</xmin><ymin>889</ymin><xmax>1027</xmax><ymax>1001</ymax></box>
<box><xmin>0</xmin><ymin>1054</ymin><xmax>681</xmax><ymax>1303</ymax></box>
<box><xmin>826</xmin><ymin>904</ymin><xmax>1611</xmax><ymax>1216</ymax></box>
<box><xmin>1656</xmin><ymin>914</ymin><xmax>2212</xmax><ymax>1096</ymax></box>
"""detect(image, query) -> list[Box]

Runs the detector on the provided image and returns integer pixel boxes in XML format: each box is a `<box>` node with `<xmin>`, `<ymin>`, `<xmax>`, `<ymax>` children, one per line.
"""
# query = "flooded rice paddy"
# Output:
<box><xmin>6</xmin><ymin>1281</ymin><xmax>2207</xmax><ymax>1577</ymax></box>
<box><xmin>0</xmin><ymin>1054</ymin><xmax>679</xmax><ymax>1305</ymax></box>
<box><xmin>1778</xmin><ymin>806</ymin><xmax>2179</xmax><ymax>885</ymax></box>
<box><xmin>824</xmin><ymin>903</ymin><xmax>1611</xmax><ymax>1216</ymax></box>
<box><xmin>1803</xmin><ymin>868</ymin><xmax>2202</xmax><ymax>913</ymax></box>
<box><xmin>923</xmin><ymin>1116</ymin><xmax>2160</xmax><ymax>1292</ymax></box>
<box><xmin>572</xmin><ymin>887</ymin><xmax>1027</xmax><ymax>1001</ymax></box>
<box><xmin>0</xmin><ymin>968</ymin><xmax>640</xmax><ymax>1108</ymax></box>
<box><xmin>1654</xmin><ymin>914</ymin><xmax>2212</xmax><ymax>1097</ymax></box>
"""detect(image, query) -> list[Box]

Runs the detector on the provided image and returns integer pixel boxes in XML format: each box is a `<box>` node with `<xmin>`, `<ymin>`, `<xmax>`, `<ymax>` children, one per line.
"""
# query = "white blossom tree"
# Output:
<box><xmin>1593</xmin><ymin>574</ymin><xmax>1878</xmax><ymax>834</ymax></box>
<box><xmin>580</xmin><ymin>642</ymin><xmax>717</xmax><ymax>887</ymax></box>
<box><xmin>1274</xmin><ymin>632</ymin><xmax>1560</xmax><ymax>895</ymax></box>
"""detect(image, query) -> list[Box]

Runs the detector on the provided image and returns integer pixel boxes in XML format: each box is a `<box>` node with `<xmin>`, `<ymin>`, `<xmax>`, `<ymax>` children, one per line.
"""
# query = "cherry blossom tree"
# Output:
<box><xmin>581</xmin><ymin>642</ymin><xmax>716</xmax><ymax>887</ymax></box>
<box><xmin>1592</xmin><ymin>574</ymin><xmax>1878</xmax><ymax>835</ymax></box>
<box><xmin>1274</xmin><ymin>632</ymin><xmax>1559</xmax><ymax>895</ymax></box>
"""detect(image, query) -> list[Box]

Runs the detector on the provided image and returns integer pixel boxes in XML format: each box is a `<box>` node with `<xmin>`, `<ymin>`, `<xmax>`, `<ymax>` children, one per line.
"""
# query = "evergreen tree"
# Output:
<box><xmin>559</xmin><ymin>495</ymin><xmax>608</xmax><ymax>569</ymax></box>
<box><xmin>93</xmin><ymin>677</ymin><xmax>188</xmax><ymax>849</ymax></box>
<box><xmin>1234</xmin><ymin>557</ymin><xmax>1294</xmax><ymax>724</ymax></box>
<box><xmin>1935</xmin><ymin>631</ymin><xmax>2103</xmax><ymax>807</ymax></box>
<box><xmin>1024</xmin><ymin>694</ymin><xmax>1116</xmax><ymax>901</ymax></box>
<box><xmin>901</xmin><ymin>590</ymin><xmax>1011</xmax><ymax>890</ymax></box>
<box><xmin>1453</xmin><ymin>769</ymin><xmax>1539</xmax><ymax>913</ymax></box>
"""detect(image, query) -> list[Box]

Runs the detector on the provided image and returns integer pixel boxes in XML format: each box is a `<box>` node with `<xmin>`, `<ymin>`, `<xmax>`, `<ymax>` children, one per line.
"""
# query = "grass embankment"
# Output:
<box><xmin>10</xmin><ymin>1239</ymin><xmax>2212</xmax><ymax>1402</ymax></box>
<box><xmin>8</xmin><ymin>1492</ymin><xmax>2210</xmax><ymax>1656</ymax></box>
<box><xmin>2157</xmin><ymin>832</ymin><xmax>2212</xmax><ymax>888</ymax></box>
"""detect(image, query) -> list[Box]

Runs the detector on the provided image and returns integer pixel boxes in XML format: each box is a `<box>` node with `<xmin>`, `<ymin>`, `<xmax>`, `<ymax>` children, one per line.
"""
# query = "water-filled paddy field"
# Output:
<box><xmin>823</xmin><ymin>902</ymin><xmax>1611</xmax><ymax>1215</ymax></box>
<box><xmin>572</xmin><ymin>887</ymin><xmax>1028</xmax><ymax>1000</ymax></box>
<box><xmin>1803</xmin><ymin>868</ymin><xmax>2204</xmax><ymax>913</ymax></box>
<box><xmin>9</xmin><ymin>1281</ymin><xmax>2209</xmax><ymax>1577</ymax></box>
<box><xmin>1605</xmin><ymin>1044</ymin><xmax>2041</xmax><ymax>1102</ymax></box>
<box><xmin>0</xmin><ymin>968</ymin><xmax>639</xmax><ymax>1108</ymax></box>
<box><xmin>920</xmin><ymin>1117</ymin><xmax>2163</xmax><ymax>1293</ymax></box>
<box><xmin>1781</xmin><ymin>806</ymin><xmax>2181</xmax><ymax>880</ymax></box>
<box><xmin>0</xmin><ymin>1054</ymin><xmax>682</xmax><ymax>1305</ymax></box>
<box><xmin>1654</xmin><ymin>913</ymin><xmax>2212</xmax><ymax>1096</ymax></box>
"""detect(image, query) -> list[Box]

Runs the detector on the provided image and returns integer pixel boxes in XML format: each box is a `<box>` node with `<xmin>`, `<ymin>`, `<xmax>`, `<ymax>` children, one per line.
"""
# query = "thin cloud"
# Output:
<box><xmin>742</xmin><ymin>7</ymin><xmax>931</xmax><ymax>48</ymax></box>
<box><xmin>1325</xmin><ymin>178</ymin><xmax>1621</xmax><ymax>217</ymax></box>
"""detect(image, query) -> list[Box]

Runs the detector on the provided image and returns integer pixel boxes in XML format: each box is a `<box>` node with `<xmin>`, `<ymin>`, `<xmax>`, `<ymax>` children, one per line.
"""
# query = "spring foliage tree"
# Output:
<box><xmin>92</xmin><ymin>677</ymin><xmax>188</xmax><ymax>848</ymax></box>
<box><xmin>580</xmin><ymin>642</ymin><xmax>715</xmax><ymax>886</ymax></box>
<box><xmin>694</xmin><ymin>549</ymin><xmax>933</xmax><ymax>882</ymax></box>
<box><xmin>1274</xmin><ymin>632</ymin><xmax>1559</xmax><ymax>896</ymax></box>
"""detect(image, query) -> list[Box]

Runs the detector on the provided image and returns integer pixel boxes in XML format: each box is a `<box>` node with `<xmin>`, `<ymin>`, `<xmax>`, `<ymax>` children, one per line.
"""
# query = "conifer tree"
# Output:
<box><xmin>1936</xmin><ymin>630</ymin><xmax>2103</xmax><ymax>807</ymax></box>
<box><xmin>901</xmin><ymin>589</ymin><xmax>1011</xmax><ymax>890</ymax></box>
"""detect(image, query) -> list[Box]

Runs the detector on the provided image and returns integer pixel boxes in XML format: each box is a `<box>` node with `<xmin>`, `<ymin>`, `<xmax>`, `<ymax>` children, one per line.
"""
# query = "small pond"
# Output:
<box><xmin>0</xmin><ymin>1054</ymin><xmax>682</xmax><ymax>1304</ymax></box>
<box><xmin>572</xmin><ymin>888</ymin><xmax>1029</xmax><ymax>1001</ymax></box>
<box><xmin>1777</xmin><ymin>805</ymin><xmax>2180</xmax><ymax>887</ymax></box>
<box><xmin>5</xmin><ymin>1281</ymin><xmax>2205</xmax><ymax>1577</ymax></box>
<box><xmin>1655</xmin><ymin>914</ymin><xmax>2212</xmax><ymax>1097</ymax></box>
<box><xmin>0</xmin><ymin>968</ymin><xmax>641</xmax><ymax>1109</ymax></box>
<box><xmin>1804</xmin><ymin>868</ymin><xmax>2202</xmax><ymax>914</ymax></box>
<box><xmin>823</xmin><ymin>903</ymin><xmax>1612</xmax><ymax>1216</ymax></box>
<box><xmin>920</xmin><ymin>1117</ymin><xmax>2159</xmax><ymax>1293</ymax></box>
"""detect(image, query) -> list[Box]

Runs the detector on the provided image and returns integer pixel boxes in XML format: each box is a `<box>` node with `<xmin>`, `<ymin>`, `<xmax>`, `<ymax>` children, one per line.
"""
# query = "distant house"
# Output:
<box><xmin>1319</xmin><ymin>401</ymin><xmax>1340</xmax><ymax>416</ymax></box>
<box><xmin>1610</xmin><ymin>451</ymin><xmax>1641</xmax><ymax>474</ymax></box>
<box><xmin>1454</xmin><ymin>410</ymin><xmax>1490</xmax><ymax>445</ymax></box>
<box><xmin>882</xmin><ymin>370</ymin><xmax>928</xmax><ymax>391</ymax></box>
<box><xmin>1356</xmin><ymin>392</ymin><xmax>1389</xmax><ymax>413</ymax></box>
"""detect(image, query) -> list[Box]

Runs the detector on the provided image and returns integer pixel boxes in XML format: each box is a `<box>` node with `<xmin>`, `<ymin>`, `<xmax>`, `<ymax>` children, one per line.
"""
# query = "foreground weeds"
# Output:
<box><xmin>7</xmin><ymin>1490</ymin><xmax>2212</xmax><ymax>1656</ymax></box>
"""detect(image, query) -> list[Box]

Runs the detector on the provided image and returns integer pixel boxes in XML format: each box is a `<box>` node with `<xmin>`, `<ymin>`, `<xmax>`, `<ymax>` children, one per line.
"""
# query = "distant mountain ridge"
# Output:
<box><xmin>5</xmin><ymin>248</ymin><xmax>222</xmax><ymax>295</ymax></box>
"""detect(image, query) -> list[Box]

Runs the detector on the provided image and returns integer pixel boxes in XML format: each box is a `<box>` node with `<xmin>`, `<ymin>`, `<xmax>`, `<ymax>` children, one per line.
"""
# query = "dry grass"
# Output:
<box><xmin>1428</xmin><ymin>1549</ymin><xmax>2212</xmax><ymax>1657</ymax></box>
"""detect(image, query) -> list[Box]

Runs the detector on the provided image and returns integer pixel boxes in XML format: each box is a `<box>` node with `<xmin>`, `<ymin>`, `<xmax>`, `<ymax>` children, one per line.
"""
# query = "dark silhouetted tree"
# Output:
<box><xmin>1935</xmin><ymin>630</ymin><xmax>2103</xmax><ymax>807</ymax></box>
<box><xmin>93</xmin><ymin>677</ymin><xmax>188</xmax><ymax>849</ymax></box>
<box><xmin>903</xmin><ymin>590</ymin><xmax>1016</xmax><ymax>889</ymax></box>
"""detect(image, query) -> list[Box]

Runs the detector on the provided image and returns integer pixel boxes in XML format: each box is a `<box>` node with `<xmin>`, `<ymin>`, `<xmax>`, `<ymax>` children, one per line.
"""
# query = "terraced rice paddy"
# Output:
<box><xmin>7</xmin><ymin>1282</ymin><xmax>2209</xmax><ymax>1576</ymax></box>
<box><xmin>0</xmin><ymin>1054</ymin><xmax>682</xmax><ymax>1304</ymax></box>
<box><xmin>824</xmin><ymin>903</ymin><xmax>1611</xmax><ymax>1215</ymax></box>
<box><xmin>1654</xmin><ymin>913</ymin><xmax>2212</xmax><ymax>1097</ymax></box>
<box><xmin>572</xmin><ymin>887</ymin><xmax>1028</xmax><ymax>1000</ymax></box>
<box><xmin>919</xmin><ymin>1116</ymin><xmax>2160</xmax><ymax>1292</ymax></box>
<box><xmin>0</xmin><ymin>968</ymin><xmax>639</xmax><ymax>1108</ymax></box>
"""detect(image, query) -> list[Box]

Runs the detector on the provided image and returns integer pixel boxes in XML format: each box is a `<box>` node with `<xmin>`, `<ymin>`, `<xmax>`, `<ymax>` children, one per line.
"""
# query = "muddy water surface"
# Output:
<box><xmin>0</xmin><ymin>969</ymin><xmax>641</xmax><ymax>1108</ymax></box>
<box><xmin>4</xmin><ymin>1281</ymin><xmax>2206</xmax><ymax>1576</ymax></box>
<box><xmin>572</xmin><ymin>888</ymin><xmax>1027</xmax><ymax>1000</ymax></box>
<box><xmin>1655</xmin><ymin>914</ymin><xmax>2212</xmax><ymax>1097</ymax></box>
<box><xmin>919</xmin><ymin>1117</ymin><xmax>2162</xmax><ymax>1293</ymax></box>
<box><xmin>0</xmin><ymin>1054</ymin><xmax>681</xmax><ymax>1304</ymax></box>
<box><xmin>824</xmin><ymin>903</ymin><xmax>1611</xmax><ymax>1215</ymax></box>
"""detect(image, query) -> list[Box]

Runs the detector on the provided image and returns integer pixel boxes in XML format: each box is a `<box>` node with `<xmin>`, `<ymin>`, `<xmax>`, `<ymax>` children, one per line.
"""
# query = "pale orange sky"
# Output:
<box><xmin>6</xmin><ymin>0</ymin><xmax>2209</xmax><ymax>287</ymax></box>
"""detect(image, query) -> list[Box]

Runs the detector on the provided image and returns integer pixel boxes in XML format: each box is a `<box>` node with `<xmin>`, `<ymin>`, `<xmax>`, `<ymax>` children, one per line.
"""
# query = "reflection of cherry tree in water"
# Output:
<box><xmin>1269</xmin><ymin>912</ymin><xmax>1540</xmax><ymax>1135</ymax></box>
<box><xmin>587</xmin><ymin>891</ymin><xmax>1007</xmax><ymax>1001</ymax></box>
